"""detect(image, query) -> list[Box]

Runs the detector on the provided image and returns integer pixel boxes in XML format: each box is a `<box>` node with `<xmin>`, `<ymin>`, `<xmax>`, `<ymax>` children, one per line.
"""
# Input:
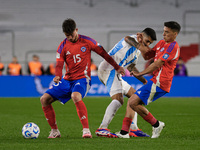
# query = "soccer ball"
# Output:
<box><xmin>22</xmin><ymin>122</ymin><xmax>40</xmax><ymax>139</ymax></box>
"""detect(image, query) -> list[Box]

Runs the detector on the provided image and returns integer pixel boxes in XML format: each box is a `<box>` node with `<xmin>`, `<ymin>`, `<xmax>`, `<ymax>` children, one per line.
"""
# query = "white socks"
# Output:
<box><xmin>130</xmin><ymin>112</ymin><xmax>139</xmax><ymax>130</ymax></box>
<box><xmin>99</xmin><ymin>99</ymin><xmax>122</xmax><ymax>129</ymax></box>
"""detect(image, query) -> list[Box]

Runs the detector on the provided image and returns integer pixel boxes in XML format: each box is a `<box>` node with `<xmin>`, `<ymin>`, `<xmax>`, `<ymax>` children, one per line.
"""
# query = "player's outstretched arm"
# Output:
<box><xmin>127</xmin><ymin>64</ymin><xmax>147</xmax><ymax>84</ymax></box>
<box><xmin>131</xmin><ymin>59</ymin><xmax>164</xmax><ymax>77</ymax></box>
<box><xmin>93</xmin><ymin>45</ymin><xmax>125</xmax><ymax>75</ymax></box>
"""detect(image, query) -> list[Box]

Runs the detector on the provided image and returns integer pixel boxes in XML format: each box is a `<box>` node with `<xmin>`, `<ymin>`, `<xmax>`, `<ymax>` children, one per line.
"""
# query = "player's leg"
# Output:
<box><xmin>116</xmin><ymin>85</ymin><xmax>148</xmax><ymax>138</ymax></box>
<box><xmin>129</xmin><ymin>81</ymin><xmax>166</xmax><ymax>138</ymax></box>
<box><xmin>123</xmin><ymin>86</ymin><xmax>149</xmax><ymax>137</ymax></box>
<box><xmin>96</xmin><ymin>70</ymin><xmax>123</xmax><ymax>138</ymax></box>
<box><xmin>123</xmin><ymin>85</ymin><xmax>149</xmax><ymax>134</ymax></box>
<box><xmin>129</xmin><ymin>94</ymin><xmax>164</xmax><ymax>138</ymax></box>
<box><xmin>124</xmin><ymin>86</ymin><xmax>138</xmax><ymax>130</ymax></box>
<box><xmin>95</xmin><ymin>93</ymin><xmax>122</xmax><ymax>138</ymax></box>
<box><xmin>41</xmin><ymin>79</ymin><xmax>73</xmax><ymax>138</ymax></box>
<box><xmin>122</xmin><ymin>80</ymin><xmax>149</xmax><ymax>137</ymax></box>
<box><xmin>99</xmin><ymin>93</ymin><xmax>123</xmax><ymax>129</ymax></box>
<box><xmin>118</xmin><ymin>96</ymin><xmax>149</xmax><ymax>137</ymax></box>
<box><xmin>40</xmin><ymin>93</ymin><xmax>60</xmax><ymax>138</ymax></box>
<box><xmin>71</xmin><ymin>78</ymin><xmax>92</xmax><ymax>138</ymax></box>
<box><xmin>116</xmin><ymin>94</ymin><xmax>149</xmax><ymax>138</ymax></box>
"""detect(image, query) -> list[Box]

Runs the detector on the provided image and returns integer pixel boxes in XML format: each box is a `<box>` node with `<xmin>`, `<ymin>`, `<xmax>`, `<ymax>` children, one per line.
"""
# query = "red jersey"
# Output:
<box><xmin>56</xmin><ymin>34</ymin><xmax>120</xmax><ymax>80</ymax></box>
<box><xmin>150</xmin><ymin>39</ymin><xmax>180</xmax><ymax>92</ymax></box>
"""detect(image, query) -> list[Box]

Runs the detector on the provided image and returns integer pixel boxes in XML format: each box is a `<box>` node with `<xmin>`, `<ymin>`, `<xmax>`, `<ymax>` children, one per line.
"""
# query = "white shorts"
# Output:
<box><xmin>98</xmin><ymin>68</ymin><xmax>131</xmax><ymax>97</ymax></box>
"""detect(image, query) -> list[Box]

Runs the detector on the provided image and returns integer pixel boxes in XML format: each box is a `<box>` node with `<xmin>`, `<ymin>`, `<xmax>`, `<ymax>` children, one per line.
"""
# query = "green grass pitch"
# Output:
<box><xmin>0</xmin><ymin>97</ymin><xmax>200</xmax><ymax>150</ymax></box>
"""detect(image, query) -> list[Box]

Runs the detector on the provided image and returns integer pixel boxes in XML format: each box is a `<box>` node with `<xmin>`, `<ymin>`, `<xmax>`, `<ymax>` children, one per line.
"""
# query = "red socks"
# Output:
<box><xmin>42</xmin><ymin>104</ymin><xmax>58</xmax><ymax>129</ymax></box>
<box><xmin>42</xmin><ymin>101</ymin><xmax>89</xmax><ymax>130</ymax></box>
<box><xmin>143</xmin><ymin>112</ymin><xmax>157</xmax><ymax>125</ymax></box>
<box><xmin>121</xmin><ymin>117</ymin><xmax>132</xmax><ymax>132</ymax></box>
<box><xmin>75</xmin><ymin>100</ymin><xmax>89</xmax><ymax>129</ymax></box>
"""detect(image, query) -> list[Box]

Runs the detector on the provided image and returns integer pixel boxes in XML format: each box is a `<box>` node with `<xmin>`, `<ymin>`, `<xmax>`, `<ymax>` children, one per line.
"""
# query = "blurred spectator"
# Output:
<box><xmin>91</xmin><ymin>58</ymin><xmax>98</xmax><ymax>76</ymax></box>
<box><xmin>144</xmin><ymin>58</ymin><xmax>154</xmax><ymax>76</ymax></box>
<box><xmin>28</xmin><ymin>55</ymin><xmax>45</xmax><ymax>76</ymax></box>
<box><xmin>174</xmin><ymin>57</ymin><xmax>188</xmax><ymax>76</ymax></box>
<box><xmin>46</xmin><ymin>62</ymin><xmax>56</xmax><ymax>75</ymax></box>
<box><xmin>7</xmin><ymin>56</ymin><xmax>22</xmax><ymax>75</ymax></box>
<box><xmin>0</xmin><ymin>56</ymin><xmax>4</xmax><ymax>75</ymax></box>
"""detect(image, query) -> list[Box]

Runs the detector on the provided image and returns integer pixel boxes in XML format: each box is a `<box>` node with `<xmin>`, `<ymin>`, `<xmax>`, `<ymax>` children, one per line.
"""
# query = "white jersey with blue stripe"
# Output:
<box><xmin>99</xmin><ymin>35</ymin><xmax>140</xmax><ymax>71</ymax></box>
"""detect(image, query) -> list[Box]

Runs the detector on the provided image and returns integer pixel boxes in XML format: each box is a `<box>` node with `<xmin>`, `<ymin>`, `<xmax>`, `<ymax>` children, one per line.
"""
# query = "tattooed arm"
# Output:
<box><xmin>125</xmin><ymin>35</ymin><xmax>155</xmax><ymax>60</ymax></box>
<box><xmin>127</xmin><ymin>64</ymin><xmax>147</xmax><ymax>84</ymax></box>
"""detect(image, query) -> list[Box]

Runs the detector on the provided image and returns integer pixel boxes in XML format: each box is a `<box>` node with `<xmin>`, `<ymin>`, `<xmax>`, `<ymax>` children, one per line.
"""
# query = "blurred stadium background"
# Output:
<box><xmin>0</xmin><ymin>1</ymin><xmax>200</xmax><ymax>149</ymax></box>
<box><xmin>0</xmin><ymin>0</ymin><xmax>200</xmax><ymax>75</ymax></box>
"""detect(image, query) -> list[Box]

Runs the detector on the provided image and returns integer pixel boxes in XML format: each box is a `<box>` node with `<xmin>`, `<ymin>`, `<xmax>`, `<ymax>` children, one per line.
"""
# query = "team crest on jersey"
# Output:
<box><xmin>81</xmin><ymin>47</ymin><xmax>86</xmax><ymax>52</ymax></box>
<box><xmin>160</xmin><ymin>47</ymin><xmax>165</xmax><ymax>52</ymax></box>
<box><xmin>163</xmin><ymin>53</ymin><xmax>169</xmax><ymax>60</ymax></box>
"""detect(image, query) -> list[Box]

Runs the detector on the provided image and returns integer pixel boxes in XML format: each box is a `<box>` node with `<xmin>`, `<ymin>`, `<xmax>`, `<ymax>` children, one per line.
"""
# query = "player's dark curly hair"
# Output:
<box><xmin>62</xmin><ymin>18</ymin><xmax>76</xmax><ymax>34</ymax></box>
<box><xmin>142</xmin><ymin>28</ymin><xmax>157</xmax><ymax>41</ymax></box>
<box><xmin>164</xmin><ymin>21</ymin><xmax>181</xmax><ymax>33</ymax></box>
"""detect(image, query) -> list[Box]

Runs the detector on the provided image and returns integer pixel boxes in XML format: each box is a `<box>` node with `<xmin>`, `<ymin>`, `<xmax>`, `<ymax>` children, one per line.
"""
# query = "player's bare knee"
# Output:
<box><xmin>40</xmin><ymin>95</ymin><xmax>47</xmax><ymax>106</ymax></box>
<box><xmin>111</xmin><ymin>93</ymin><xmax>124</xmax><ymax>105</ymax></box>
<box><xmin>71</xmin><ymin>93</ymin><xmax>81</xmax><ymax>103</ymax></box>
<box><xmin>40</xmin><ymin>93</ymin><xmax>52</xmax><ymax>106</ymax></box>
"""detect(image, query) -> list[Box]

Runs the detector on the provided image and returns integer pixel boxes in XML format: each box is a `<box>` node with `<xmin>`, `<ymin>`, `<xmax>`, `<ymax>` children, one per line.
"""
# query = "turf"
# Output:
<box><xmin>0</xmin><ymin>97</ymin><xmax>200</xmax><ymax>150</ymax></box>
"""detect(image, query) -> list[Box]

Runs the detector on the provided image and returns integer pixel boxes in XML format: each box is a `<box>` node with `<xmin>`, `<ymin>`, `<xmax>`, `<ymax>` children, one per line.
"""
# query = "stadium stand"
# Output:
<box><xmin>0</xmin><ymin>0</ymin><xmax>200</xmax><ymax>75</ymax></box>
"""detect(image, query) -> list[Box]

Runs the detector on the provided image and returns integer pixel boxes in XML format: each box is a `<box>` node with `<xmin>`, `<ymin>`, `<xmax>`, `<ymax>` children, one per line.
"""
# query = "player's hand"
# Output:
<box><xmin>130</xmin><ymin>71</ymin><xmax>142</xmax><ymax>77</ymax></box>
<box><xmin>117</xmin><ymin>66</ymin><xmax>125</xmax><ymax>76</ymax></box>
<box><xmin>53</xmin><ymin>76</ymin><xmax>60</xmax><ymax>83</ymax></box>
<box><xmin>137</xmin><ymin>33</ymin><xmax>143</xmax><ymax>44</ymax></box>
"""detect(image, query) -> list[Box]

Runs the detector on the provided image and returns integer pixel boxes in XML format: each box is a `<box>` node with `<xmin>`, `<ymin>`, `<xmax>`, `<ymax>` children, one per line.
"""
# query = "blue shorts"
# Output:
<box><xmin>46</xmin><ymin>78</ymin><xmax>91</xmax><ymax>104</ymax></box>
<box><xmin>135</xmin><ymin>80</ymin><xmax>167</xmax><ymax>105</ymax></box>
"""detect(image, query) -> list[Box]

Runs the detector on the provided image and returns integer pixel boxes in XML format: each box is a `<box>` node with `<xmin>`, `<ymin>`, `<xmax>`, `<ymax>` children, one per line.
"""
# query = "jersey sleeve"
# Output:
<box><xmin>91</xmin><ymin>42</ymin><xmax>120</xmax><ymax>70</ymax></box>
<box><xmin>55</xmin><ymin>40</ymin><xmax>65</xmax><ymax>79</ymax></box>
<box><xmin>144</xmin><ymin>40</ymin><xmax>163</xmax><ymax>60</ymax></box>
<box><xmin>56</xmin><ymin>40</ymin><xmax>66</xmax><ymax>61</ymax></box>
<box><xmin>159</xmin><ymin>42</ymin><xmax>179</xmax><ymax>62</ymax></box>
<box><xmin>150</xmin><ymin>40</ymin><xmax>164</xmax><ymax>58</ymax></box>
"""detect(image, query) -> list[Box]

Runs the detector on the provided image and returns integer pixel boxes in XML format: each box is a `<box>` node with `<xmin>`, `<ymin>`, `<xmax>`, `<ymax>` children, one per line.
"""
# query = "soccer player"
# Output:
<box><xmin>40</xmin><ymin>18</ymin><xmax>125</xmax><ymax>138</ymax></box>
<box><xmin>95</xmin><ymin>28</ymin><xmax>157</xmax><ymax>138</ymax></box>
<box><xmin>116</xmin><ymin>21</ymin><xmax>181</xmax><ymax>138</ymax></box>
